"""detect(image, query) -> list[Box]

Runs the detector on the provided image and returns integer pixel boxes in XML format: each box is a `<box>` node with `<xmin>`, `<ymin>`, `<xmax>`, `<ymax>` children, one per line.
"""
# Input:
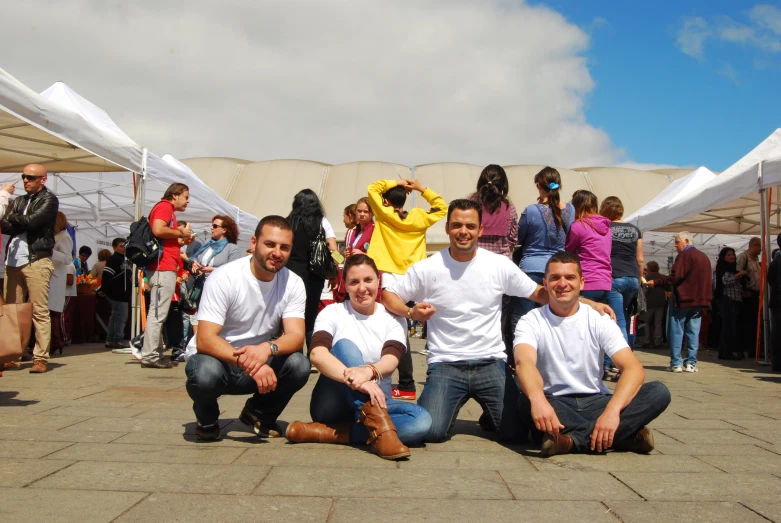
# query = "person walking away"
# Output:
<box><xmin>640</xmin><ymin>261</ymin><xmax>670</xmax><ymax>348</ymax></box>
<box><xmin>1</xmin><ymin>164</ymin><xmax>58</xmax><ymax>373</ymax></box>
<box><xmin>366</xmin><ymin>177</ymin><xmax>447</xmax><ymax>401</ymax></box>
<box><xmin>140</xmin><ymin>183</ymin><xmax>193</xmax><ymax>369</ymax></box>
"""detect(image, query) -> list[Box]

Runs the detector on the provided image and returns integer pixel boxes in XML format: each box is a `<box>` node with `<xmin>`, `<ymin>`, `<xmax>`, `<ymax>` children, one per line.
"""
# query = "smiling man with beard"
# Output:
<box><xmin>514</xmin><ymin>251</ymin><xmax>671</xmax><ymax>456</ymax></box>
<box><xmin>184</xmin><ymin>215</ymin><xmax>311</xmax><ymax>441</ymax></box>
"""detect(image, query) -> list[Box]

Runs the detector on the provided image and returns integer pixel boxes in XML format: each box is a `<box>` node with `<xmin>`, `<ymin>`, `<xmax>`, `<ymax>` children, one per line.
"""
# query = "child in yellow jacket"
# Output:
<box><xmin>366</xmin><ymin>178</ymin><xmax>447</xmax><ymax>279</ymax></box>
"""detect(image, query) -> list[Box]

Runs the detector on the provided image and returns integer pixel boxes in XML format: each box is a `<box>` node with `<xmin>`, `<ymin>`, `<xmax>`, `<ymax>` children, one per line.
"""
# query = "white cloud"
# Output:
<box><xmin>0</xmin><ymin>0</ymin><xmax>624</xmax><ymax>168</ymax></box>
<box><xmin>677</xmin><ymin>6</ymin><xmax>781</xmax><ymax>65</ymax></box>
<box><xmin>676</xmin><ymin>17</ymin><xmax>711</xmax><ymax>61</ymax></box>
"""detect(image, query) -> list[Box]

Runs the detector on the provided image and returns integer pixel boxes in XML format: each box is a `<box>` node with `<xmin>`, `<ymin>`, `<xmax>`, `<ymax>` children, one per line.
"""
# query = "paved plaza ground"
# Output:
<box><xmin>1</xmin><ymin>339</ymin><xmax>781</xmax><ymax>522</ymax></box>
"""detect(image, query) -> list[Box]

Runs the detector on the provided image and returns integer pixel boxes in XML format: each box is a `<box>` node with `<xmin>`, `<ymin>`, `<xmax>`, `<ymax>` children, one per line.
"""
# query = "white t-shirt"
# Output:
<box><xmin>65</xmin><ymin>263</ymin><xmax>77</xmax><ymax>297</ymax></box>
<box><xmin>322</xmin><ymin>217</ymin><xmax>336</xmax><ymax>240</ymax></box>
<box><xmin>388</xmin><ymin>248</ymin><xmax>538</xmax><ymax>363</ymax></box>
<box><xmin>514</xmin><ymin>305</ymin><xmax>628</xmax><ymax>396</ymax></box>
<box><xmin>314</xmin><ymin>301</ymin><xmax>407</xmax><ymax>389</ymax></box>
<box><xmin>184</xmin><ymin>256</ymin><xmax>306</xmax><ymax>360</ymax></box>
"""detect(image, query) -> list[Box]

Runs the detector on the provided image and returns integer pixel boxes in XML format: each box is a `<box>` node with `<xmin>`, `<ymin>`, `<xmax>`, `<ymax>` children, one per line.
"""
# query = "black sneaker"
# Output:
<box><xmin>239</xmin><ymin>404</ymin><xmax>283</xmax><ymax>438</ymax></box>
<box><xmin>195</xmin><ymin>422</ymin><xmax>221</xmax><ymax>441</ymax></box>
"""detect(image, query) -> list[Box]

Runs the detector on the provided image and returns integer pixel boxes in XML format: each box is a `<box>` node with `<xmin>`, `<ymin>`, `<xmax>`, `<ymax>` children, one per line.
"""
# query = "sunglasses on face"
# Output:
<box><xmin>211</xmin><ymin>223</ymin><xmax>224</xmax><ymax>229</ymax></box>
<box><xmin>21</xmin><ymin>175</ymin><xmax>42</xmax><ymax>181</ymax></box>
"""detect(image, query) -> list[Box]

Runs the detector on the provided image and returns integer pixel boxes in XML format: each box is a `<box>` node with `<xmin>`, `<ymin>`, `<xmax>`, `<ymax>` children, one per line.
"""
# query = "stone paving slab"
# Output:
<box><xmin>235</xmin><ymin>446</ymin><xmax>397</xmax><ymax>468</ymax></box>
<box><xmin>30</xmin><ymin>461</ymin><xmax>271</xmax><ymax>495</ymax></box>
<box><xmin>44</xmin><ymin>442</ymin><xmax>247</xmax><ymax>465</ymax></box>
<box><xmin>742</xmin><ymin>501</ymin><xmax>781</xmax><ymax>522</ymax></box>
<box><xmin>696</xmin><ymin>453</ymin><xmax>781</xmax><ymax>474</ymax></box>
<box><xmin>114</xmin><ymin>493</ymin><xmax>333</xmax><ymax>522</ymax></box>
<box><xmin>613</xmin><ymin>472</ymin><xmax>781</xmax><ymax>502</ymax></box>
<box><xmin>255</xmin><ymin>467</ymin><xmax>514</xmax><ymax>499</ymax></box>
<box><xmin>0</xmin><ymin>440</ymin><xmax>74</xmax><ymax>459</ymax></box>
<box><xmin>0</xmin><ymin>488</ymin><xmax>148</xmax><ymax>523</ymax></box>
<box><xmin>398</xmin><ymin>448</ymin><xmax>536</xmax><ymax>470</ymax></box>
<box><xmin>605</xmin><ymin>501</ymin><xmax>770</xmax><ymax>522</ymax></box>
<box><xmin>0</xmin><ymin>427</ymin><xmax>126</xmax><ymax>444</ymax></box>
<box><xmin>498</xmin><ymin>470</ymin><xmax>643</xmax><ymax>501</ymax></box>
<box><xmin>655</xmin><ymin>428</ymin><xmax>771</xmax><ymax>445</ymax></box>
<box><xmin>330</xmin><ymin>499</ymin><xmax>617</xmax><ymax>523</ymax></box>
<box><xmin>528</xmin><ymin>453</ymin><xmax>722</xmax><ymax>473</ymax></box>
<box><xmin>0</xmin><ymin>458</ymin><xmax>75</xmax><ymax>487</ymax></box>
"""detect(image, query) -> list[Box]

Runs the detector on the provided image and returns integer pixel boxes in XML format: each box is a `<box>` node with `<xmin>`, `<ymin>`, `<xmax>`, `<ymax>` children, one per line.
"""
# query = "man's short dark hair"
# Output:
<box><xmin>78</xmin><ymin>245</ymin><xmax>92</xmax><ymax>256</ymax></box>
<box><xmin>647</xmin><ymin>260</ymin><xmax>660</xmax><ymax>273</ymax></box>
<box><xmin>447</xmin><ymin>199</ymin><xmax>482</xmax><ymax>224</ymax></box>
<box><xmin>112</xmin><ymin>237</ymin><xmax>125</xmax><ymax>248</ymax></box>
<box><xmin>545</xmin><ymin>251</ymin><xmax>582</xmax><ymax>277</ymax></box>
<box><xmin>254</xmin><ymin>215</ymin><xmax>292</xmax><ymax>238</ymax></box>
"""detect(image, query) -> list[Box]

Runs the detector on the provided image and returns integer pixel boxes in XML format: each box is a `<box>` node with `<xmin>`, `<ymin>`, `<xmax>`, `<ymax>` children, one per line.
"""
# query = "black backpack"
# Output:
<box><xmin>124</xmin><ymin>216</ymin><xmax>160</xmax><ymax>267</ymax></box>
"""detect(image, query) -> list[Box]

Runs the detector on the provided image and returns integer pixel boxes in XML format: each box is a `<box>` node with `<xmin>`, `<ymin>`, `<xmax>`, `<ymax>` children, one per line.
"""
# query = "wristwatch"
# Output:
<box><xmin>269</xmin><ymin>341</ymin><xmax>279</xmax><ymax>357</ymax></box>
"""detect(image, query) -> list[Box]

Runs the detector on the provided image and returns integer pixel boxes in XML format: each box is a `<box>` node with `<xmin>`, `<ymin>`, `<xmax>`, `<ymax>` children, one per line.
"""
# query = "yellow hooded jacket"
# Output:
<box><xmin>366</xmin><ymin>179</ymin><xmax>447</xmax><ymax>275</ymax></box>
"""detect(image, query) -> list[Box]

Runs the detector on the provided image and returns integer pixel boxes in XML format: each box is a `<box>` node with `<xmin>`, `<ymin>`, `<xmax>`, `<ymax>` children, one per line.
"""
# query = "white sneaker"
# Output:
<box><xmin>132</xmin><ymin>347</ymin><xmax>143</xmax><ymax>361</ymax></box>
<box><xmin>667</xmin><ymin>365</ymin><xmax>683</xmax><ymax>373</ymax></box>
<box><xmin>111</xmin><ymin>347</ymin><xmax>133</xmax><ymax>355</ymax></box>
<box><xmin>683</xmin><ymin>364</ymin><xmax>698</xmax><ymax>373</ymax></box>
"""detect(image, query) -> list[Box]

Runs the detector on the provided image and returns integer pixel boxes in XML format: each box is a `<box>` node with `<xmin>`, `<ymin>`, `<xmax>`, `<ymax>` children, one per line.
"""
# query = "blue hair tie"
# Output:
<box><xmin>547</xmin><ymin>182</ymin><xmax>560</xmax><ymax>190</ymax></box>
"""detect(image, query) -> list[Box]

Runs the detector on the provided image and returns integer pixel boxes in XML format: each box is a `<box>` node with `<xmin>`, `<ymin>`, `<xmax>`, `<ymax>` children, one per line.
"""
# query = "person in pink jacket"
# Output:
<box><xmin>565</xmin><ymin>190</ymin><xmax>613</xmax><ymax>305</ymax></box>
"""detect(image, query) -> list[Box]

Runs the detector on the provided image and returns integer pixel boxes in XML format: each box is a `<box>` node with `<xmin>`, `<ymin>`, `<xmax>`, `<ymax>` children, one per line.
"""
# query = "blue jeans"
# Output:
<box><xmin>418</xmin><ymin>359</ymin><xmax>521</xmax><ymax>442</ymax></box>
<box><xmin>107</xmin><ymin>299</ymin><xmax>128</xmax><ymax>342</ymax></box>
<box><xmin>185</xmin><ymin>351</ymin><xmax>310</xmax><ymax>426</ymax></box>
<box><xmin>518</xmin><ymin>381</ymin><xmax>671</xmax><ymax>452</ymax></box>
<box><xmin>310</xmin><ymin>340</ymin><xmax>431</xmax><ymax>445</ymax></box>
<box><xmin>182</xmin><ymin>313</ymin><xmax>195</xmax><ymax>349</ymax></box>
<box><xmin>604</xmin><ymin>277</ymin><xmax>639</xmax><ymax>368</ymax></box>
<box><xmin>668</xmin><ymin>306</ymin><xmax>703</xmax><ymax>367</ymax></box>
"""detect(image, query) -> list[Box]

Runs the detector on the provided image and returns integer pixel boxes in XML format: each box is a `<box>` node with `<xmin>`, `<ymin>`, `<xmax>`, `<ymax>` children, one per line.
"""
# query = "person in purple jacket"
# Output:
<box><xmin>564</xmin><ymin>190</ymin><xmax>613</xmax><ymax>306</ymax></box>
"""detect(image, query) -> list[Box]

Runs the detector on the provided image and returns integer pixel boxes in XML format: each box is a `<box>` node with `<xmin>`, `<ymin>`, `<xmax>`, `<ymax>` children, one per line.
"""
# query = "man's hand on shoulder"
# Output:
<box><xmin>585</xmin><ymin>300</ymin><xmax>616</xmax><ymax>322</ymax></box>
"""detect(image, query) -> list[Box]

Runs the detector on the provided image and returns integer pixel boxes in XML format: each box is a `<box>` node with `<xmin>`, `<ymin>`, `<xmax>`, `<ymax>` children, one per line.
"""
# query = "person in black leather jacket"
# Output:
<box><xmin>768</xmin><ymin>234</ymin><xmax>781</xmax><ymax>371</ymax></box>
<box><xmin>1</xmin><ymin>164</ymin><xmax>59</xmax><ymax>373</ymax></box>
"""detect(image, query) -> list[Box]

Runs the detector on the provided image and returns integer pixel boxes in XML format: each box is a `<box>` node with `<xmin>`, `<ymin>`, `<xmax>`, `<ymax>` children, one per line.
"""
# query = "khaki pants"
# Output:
<box><xmin>5</xmin><ymin>257</ymin><xmax>54</xmax><ymax>362</ymax></box>
<box><xmin>141</xmin><ymin>270</ymin><xmax>177</xmax><ymax>364</ymax></box>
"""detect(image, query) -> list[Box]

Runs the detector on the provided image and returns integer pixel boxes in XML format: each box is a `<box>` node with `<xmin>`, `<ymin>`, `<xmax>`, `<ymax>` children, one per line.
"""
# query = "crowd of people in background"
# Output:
<box><xmin>5</xmin><ymin>160</ymin><xmax>781</xmax><ymax>458</ymax></box>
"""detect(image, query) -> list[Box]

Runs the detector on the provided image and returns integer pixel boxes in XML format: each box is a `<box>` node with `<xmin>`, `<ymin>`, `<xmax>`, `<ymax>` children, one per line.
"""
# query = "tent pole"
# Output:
<box><xmin>758</xmin><ymin>162</ymin><xmax>771</xmax><ymax>365</ymax></box>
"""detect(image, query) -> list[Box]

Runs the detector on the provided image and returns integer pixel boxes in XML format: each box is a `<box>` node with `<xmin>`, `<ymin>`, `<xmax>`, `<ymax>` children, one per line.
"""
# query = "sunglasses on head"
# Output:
<box><xmin>21</xmin><ymin>174</ymin><xmax>42</xmax><ymax>181</ymax></box>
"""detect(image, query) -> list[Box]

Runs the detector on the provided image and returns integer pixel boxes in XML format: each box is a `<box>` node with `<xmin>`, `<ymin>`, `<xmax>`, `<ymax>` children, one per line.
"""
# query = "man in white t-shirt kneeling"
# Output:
<box><xmin>514</xmin><ymin>251</ymin><xmax>671</xmax><ymax>456</ymax></box>
<box><xmin>184</xmin><ymin>216</ymin><xmax>311</xmax><ymax>441</ymax></box>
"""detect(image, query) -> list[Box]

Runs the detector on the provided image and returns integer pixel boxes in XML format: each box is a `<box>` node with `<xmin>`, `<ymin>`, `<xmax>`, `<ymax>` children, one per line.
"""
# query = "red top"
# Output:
<box><xmin>146</xmin><ymin>200</ymin><xmax>180</xmax><ymax>272</ymax></box>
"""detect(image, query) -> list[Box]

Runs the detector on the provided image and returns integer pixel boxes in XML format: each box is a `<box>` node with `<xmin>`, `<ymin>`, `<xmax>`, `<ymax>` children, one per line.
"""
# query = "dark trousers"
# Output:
<box><xmin>740</xmin><ymin>291</ymin><xmax>760</xmax><ymax>356</ymax></box>
<box><xmin>164</xmin><ymin>301</ymin><xmax>184</xmax><ymax>351</ymax></box>
<box><xmin>304</xmin><ymin>277</ymin><xmax>325</xmax><ymax>352</ymax></box>
<box><xmin>717</xmin><ymin>296</ymin><xmax>740</xmax><ymax>358</ymax></box>
<box><xmin>185</xmin><ymin>351</ymin><xmax>310</xmax><ymax>426</ymax></box>
<box><xmin>518</xmin><ymin>381</ymin><xmax>671</xmax><ymax>452</ymax></box>
<box><xmin>771</xmin><ymin>307</ymin><xmax>781</xmax><ymax>371</ymax></box>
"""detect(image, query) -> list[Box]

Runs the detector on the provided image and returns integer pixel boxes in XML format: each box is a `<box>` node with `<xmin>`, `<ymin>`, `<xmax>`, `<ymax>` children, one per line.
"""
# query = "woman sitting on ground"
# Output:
<box><xmin>286</xmin><ymin>254</ymin><xmax>432</xmax><ymax>460</ymax></box>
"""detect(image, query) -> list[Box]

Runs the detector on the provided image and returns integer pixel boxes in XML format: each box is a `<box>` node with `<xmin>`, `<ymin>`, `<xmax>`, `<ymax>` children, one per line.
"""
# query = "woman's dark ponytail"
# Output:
<box><xmin>474</xmin><ymin>164</ymin><xmax>509</xmax><ymax>214</ymax></box>
<box><xmin>534</xmin><ymin>166</ymin><xmax>563</xmax><ymax>229</ymax></box>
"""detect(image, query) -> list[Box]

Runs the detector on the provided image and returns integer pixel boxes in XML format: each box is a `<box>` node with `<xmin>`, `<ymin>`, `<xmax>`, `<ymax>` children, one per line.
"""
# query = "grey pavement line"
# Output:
<box><xmin>70</xmin><ymin>389</ymin><xmax>109</xmax><ymax>400</ymax></box>
<box><xmin>734</xmin><ymin>430</ymin><xmax>777</xmax><ymax>445</ymax></box>
<box><xmin>495</xmin><ymin>471</ymin><xmax>516</xmax><ymax>500</ymax></box>
<box><xmin>37</xmin><ymin>442</ymin><xmax>77</xmax><ymax>459</ymax></box>
<box><xmin>54</xmin><ymin>415</ymin><xmax>99</xmax><ymax>431</ymax></box>
<box><xmin>249</xmin><ymin>465</ymin><xmax>274</xmax><ymax>495</ymax></box>
<box><xmin>756</xmin><ymin>444</ymin><xmax>781</xmax><ymax>457</ymax></box>
<box><xmin>21</xmin><ymin>461</ymin><xmax>76</xmax><ymax>488</ymax></box>
<box><xmin>691</xmin><ymin>455</ymin><xmax>728</xmax><ymax>473</ymax></box>
<box><xmin>325</xmin><ymin>498</ymin><xmax>337</xmax><ymax>523</ymax></box>
<box><xmin>676</xmin><ymin>395</ymin><xmax>705</xmax><ymax>404</ymax></box>
<box><xmin>738</xmin><ymin>501</ymin><xmax>775</xmax><ymax>522</ymax></box>
<box><xmin>653</xmin><ymin>429</ymin><xmax>685</xmax><ymax>443</ymax></box>
<box><xmin>230</xmin><ymin>448</ymin><xmax>250</xmax><ymax>465</ymax></box>
<box><xmin>521</xmin><ymin>454</ymin><xmax>539</xmax><ymax>471</ymax></box>
<box><xmin>599</xmin><ymin>501</ymin><xmax>624</xmax><ymax>522</ymax></box>
<box><xmin>109</xmin><ymin>492</ymin><xmax>152</xmax><ymax>523</ymax></box>
<box><xmin>106</xmin><ymin>432</ymin><xmax>132</xmax><ymax>443</ymax></box>
<box><xmin>608</xmin><ymin>472</ymin><xmax>646</xmax><ymax>502</ymax></box>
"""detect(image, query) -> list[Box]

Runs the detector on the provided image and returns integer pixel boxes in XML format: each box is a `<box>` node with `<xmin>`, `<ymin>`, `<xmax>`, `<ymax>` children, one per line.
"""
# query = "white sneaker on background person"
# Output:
<box><xmin>683</xmin><ymin>364</ymin><xmax>698</xmax><ymax>373</ymax></box>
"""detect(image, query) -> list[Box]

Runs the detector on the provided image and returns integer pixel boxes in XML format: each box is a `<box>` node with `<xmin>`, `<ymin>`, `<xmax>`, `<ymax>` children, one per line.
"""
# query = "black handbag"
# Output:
<box><xmin>309</xmin><ymin>227</ymin><xmax>338</xmax><ymax>279</ymax></box>
<box><xmin>187</xmin><ymin>275</ymin><xmax>207</xmax><ymax>307</ymax></box>
<box><xmin>179</xmin><ymin>281</ymin><xmax>198</xmax><ymax>315</ymax></box>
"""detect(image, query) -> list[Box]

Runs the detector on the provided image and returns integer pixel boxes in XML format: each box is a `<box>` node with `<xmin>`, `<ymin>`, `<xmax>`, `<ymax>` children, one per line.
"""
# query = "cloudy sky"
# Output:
<box><xmin>3</xmin><ymin>0</ymin><xmax>780</xmax><ymax>171</ymax></box>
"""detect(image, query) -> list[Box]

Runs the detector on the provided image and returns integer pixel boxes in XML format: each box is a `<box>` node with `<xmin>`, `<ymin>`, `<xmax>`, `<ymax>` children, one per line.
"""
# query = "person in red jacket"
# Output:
<box><xmin>647</xmin><ymin>232</ymin><xmax>713</xmax><ymax>373</ymax></box>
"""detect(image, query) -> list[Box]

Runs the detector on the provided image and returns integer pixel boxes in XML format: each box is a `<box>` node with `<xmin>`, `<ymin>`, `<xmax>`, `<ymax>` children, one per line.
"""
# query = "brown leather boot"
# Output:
<box><xmin>285</xmin><ymin>421</ymin><xmax>351</xmax><ymax>444</ymax></box>
<box><xmin>29</xmin><ymin>361</ymin><xmax>47</xmax><ymax>374</ymax></box>
<box><xmin>359</xmin><ymin>401</ymin><xmax>411</xmax><ymax>460</ymax></box>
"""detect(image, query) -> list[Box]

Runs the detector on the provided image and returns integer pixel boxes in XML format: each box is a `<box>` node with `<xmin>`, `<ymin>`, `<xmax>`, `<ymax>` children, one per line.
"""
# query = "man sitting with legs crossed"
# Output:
<box><xmin>515</xmin><ymin>251</ymin><xmax>671</xmax><ymax>456</ymax></box>
<box><xmin>184</xmin><ymin>215</ymin><xmax>311</xmax><ymax>440</ymax></box>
